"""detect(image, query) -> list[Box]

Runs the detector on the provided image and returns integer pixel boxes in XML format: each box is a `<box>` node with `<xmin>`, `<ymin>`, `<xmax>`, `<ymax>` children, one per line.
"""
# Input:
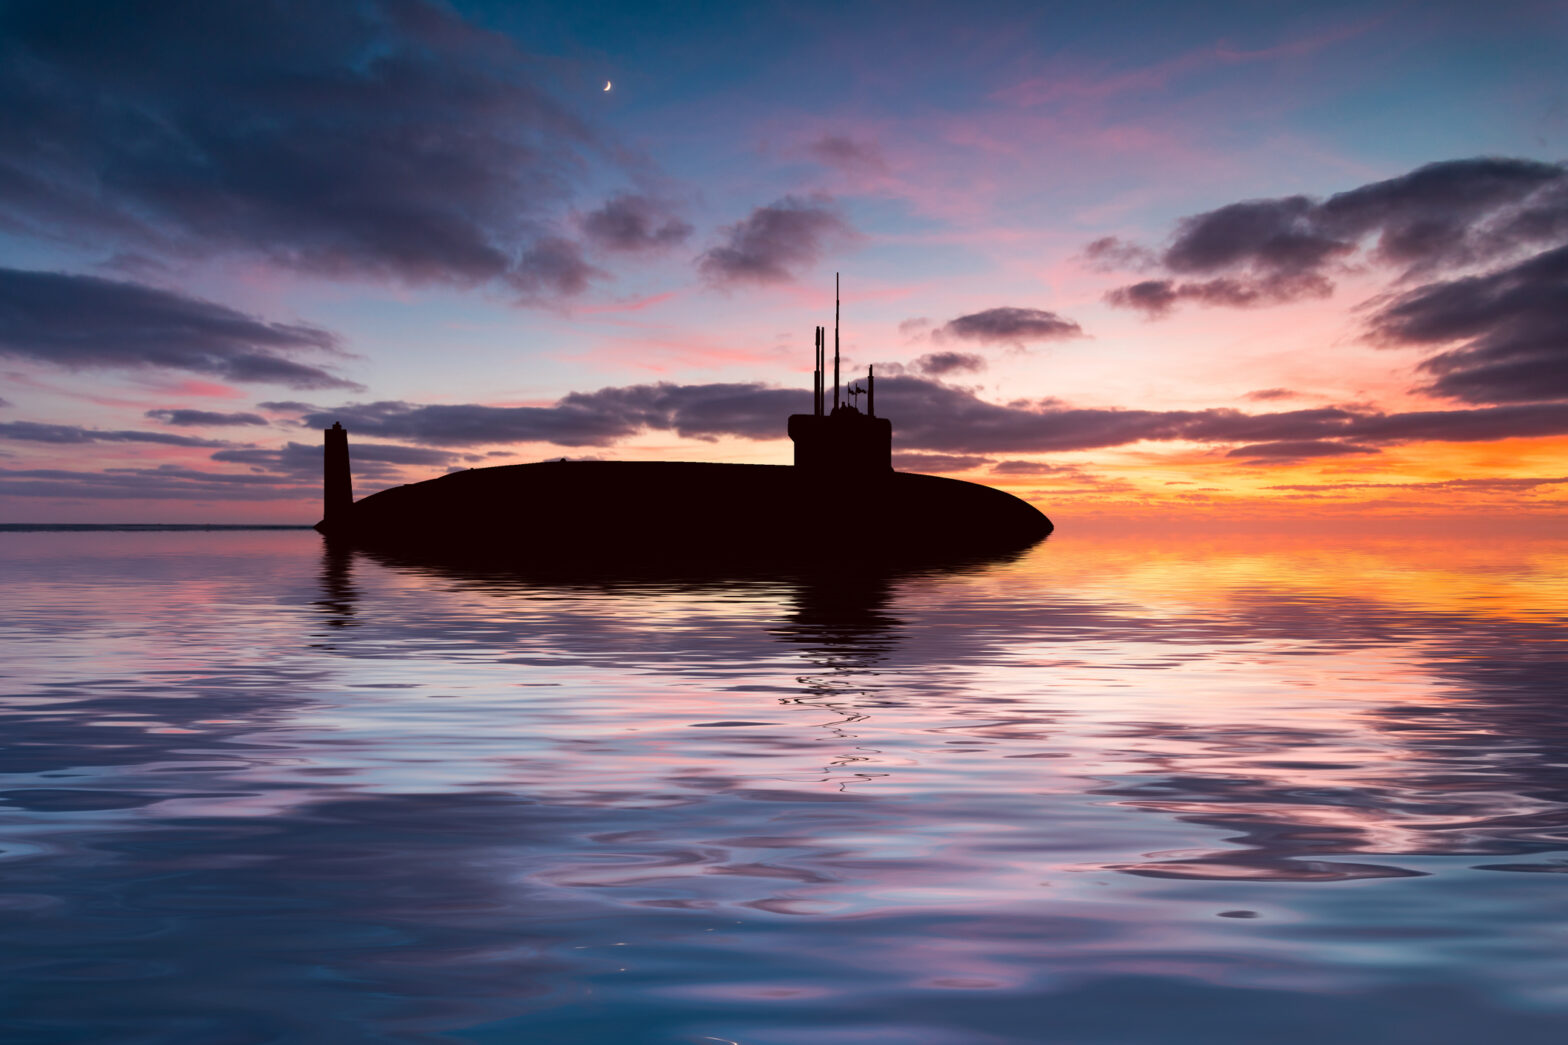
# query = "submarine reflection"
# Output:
<box><xmin>327</xmin><ymin>537</ymin><xmax>1039</xmax><ymax>659</ymax></box>
<box><xmin>313</xmin><ymin>532</ymin><xmax>1568</xmax><ymax>882</ymax></box>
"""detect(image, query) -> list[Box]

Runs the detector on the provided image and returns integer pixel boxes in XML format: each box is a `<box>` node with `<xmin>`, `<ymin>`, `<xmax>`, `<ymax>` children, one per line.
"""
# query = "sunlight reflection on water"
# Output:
<box><xmin>1</xmin><ymin>529</ymin><xmax>1566</xmax><ymax>1043</ymax></box>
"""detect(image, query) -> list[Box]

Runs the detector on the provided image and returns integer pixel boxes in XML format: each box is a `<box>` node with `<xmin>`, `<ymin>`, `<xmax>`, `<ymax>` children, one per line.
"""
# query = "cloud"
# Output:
<box><xmin>0</xmin><ymin>0</ymin><xmax>621</xmax><ymax>294</ymax></box>
<box><xmin>0</xmin><ymin>465</ymin><xmax>308</xmax><ymax>501</ymax></box>
<box><xmin>1368</xmin><ymin>243</ymin><xmax>1568</xmax><ymax>404</ymax></box>
<box><xmin>1331</xmin><ymin>402</ymin><xmax>1568</xmax><ymax>442</ymax></box>
<box><xmin>989</xmin><ymin>460</ymin><xmax>1084</xmax><ymax>476</ymax></box>
<box><xmin>1103</xmin><ymin>157</ymin><xmax>1568</xmax><ymax>315</ymax></box>
<box><xmin>937</xmin><ymin>307</ymin><xmax>1083</xmax><ymax>346</ymax></box>
<box><xmin>913</xmin><ymin>351</ymin><xmax>986</xmax><ymax>376</ymax></box>
<box><xmin>1267</xmin><ymin>476</ymin><xmax>1568</xmax><ymax>492</ymax></box>
<box><xmin>697</xmin><ymin>196</ymin><xmax>853</xmax><ymax>285</ymax></box>
<box><xmin>1245</xmin><ymin>388</ymin><xmax>1298</xmax><ymax>401</ymax></box>
<box><xmin>807</xmin><ymin>135</ymin><xmax>887</xmax><ymax>174</ymax></box>
<box><xmin>296</xmin><ymin>377</ymin><xmax>1568</xmax><ymax>456</ymax></box>
<box><xmin>147</xmin><ymin>409</ymin><xmax>270</xmax><ymax>427</ymax></box>
<box><xmin>0</xmin><ymin>420</ymin><xmax>229</xmax><ymax>447</ymax></box>
<box><xmin>1317</xmin><ymin>157</ymin><xmax>1568</xmax><ymax>269</ymax></box>
<box><xmin>256</xmin><ymin>401</ymin><xmax>317</xmax><ymax>415</ymax></box>
<box><xmin>1106</xmin><ymin>273</ymin><xmax>1333</xmax><ymax>316</ymax></box>
<box><xmin>1226</xmin><ymin>440</ymin><xmax>1381</xmax><ymax>461</ymax></box>
<box><xmin>580</xmin><ymin>195</ymin><xmax>692</xmax><ymax>251</ymax></box>
<box><xmin>1097</xmin><ymin>158</ymin><xmax>1568</xmax><ymax>404</ymax></box>
<box><xmin>1164</xmin><ymin>195</ymin><xmax>1351</xmax><ymax>276</ymax></box>
<box><xmin>300</xmin><ymin>383</ymin><xmax>808</xmax><ymax>447</ymax></box>
<box><xmin>1081</xmin><ymin>236</ymin><xmax>1156</xmax><ymax>271</ymax></box>
<box><xmin>890</xmin><ymin>451</ymin><xmax>991</xmax><ymax>472</ymax></box>
<box><xmin>0</xmin><ymin>436</ymin><xmax>463</xmax><ymax>501</ymax></box>
<box><xmin>211</xmin><ymin>440</ymin><xmax>459</xmax><ymax>480</ymax></box>
<box><xmin>509</xmin><ymin>238</ymin><xmax>600</xmax><ymax>298</ymax></box>
<box><xmin>0</xmin><ymin>267</ymin><xmax>361</xmax><ymax>389</ymax></box>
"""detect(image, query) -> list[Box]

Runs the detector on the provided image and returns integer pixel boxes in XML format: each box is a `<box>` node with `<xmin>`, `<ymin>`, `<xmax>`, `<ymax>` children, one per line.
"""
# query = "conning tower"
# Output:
<box><xmin>787</xmin><ymin>274</ymin><xmax>892</xmax><ymax>475</ymax></box>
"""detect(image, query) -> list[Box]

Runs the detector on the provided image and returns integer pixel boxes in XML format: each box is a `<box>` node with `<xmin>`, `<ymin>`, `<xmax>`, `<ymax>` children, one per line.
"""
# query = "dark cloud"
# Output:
<box><xmin>211</xmin><ymin>440</ymin><xmax>458</xmax><ymax>479</ymax></box>
<box><xmin>1106</xmin><ymin>273</ymin><xmax>1333</xmax><ymax>316</ymax></box>
<box><xmin>0</xmin><ymin>437</ymin><xmax>459</xmax><ymax>500</ymax></box>
<box><xmin>1368</xmin><ymin>243</ymin><xmax>1568</xmax><ymax>404</ymax></box>
<box><xmin>0</xmin><ymin>0</ymin><xmax>617</xmax><ymax>293</ymax></box>
<box><xmin>989</xmin><ymin>460</ymin><xmax>1083</xmax><ymax>476</ymax></box>
<box><xmin>1245</xmin><ymin>388</ymin><xmax>1298</xmax><ymax>401</ymax></box>
<box><xmin>580</xmin><ymin>195</ymin><xmax>692</xmax><ymax>251</ymax></box>
<box><xmin>697</xmin><ymin>197</ymin><xmax>852</xmax><ymax>285</ymax></box>
<box><xmin>256</xmin><ymin>401</ymin><xmax>317</xmax><ymax>415</ymax></box>
<box><xmin>509</xmin><ymin>237</ymin><xmax>600</xmax><ymax>298</ymax></box>
<box><xmin>1104</xmin><ymin>157</ymin><xmax>1568</xmax><ymax>315</ymax></box>
<box><xmin>1105</xmin><ymin>280</ymin><xmax>1178</xmax><ymax>315</ymax></box>
<box><xmin>807</xmin><ymin>135</ymin><xmax>888</xmax><ymax>174</ymax></box>
<box><xmin>301</xmin><ymin>384</ymin><xmax>807</xmax><ymax>447</ymax></box>
<box><xmin>0</xmin><ymin>420</ymin><xmax>228</xmax><ymax>447</ymax></box>
<box><xmin>1267</xmin><ymin>476</ymin><xmax>1568</xmax><ymax>492</ymax></box>
<box><xmin>1318</xmin><ymin>157</ymin><xmax>1567</xmax><ymax>268</ymax></box>
<box><xmin>938</xmin><ymin>307</ymin><xmax>1083</xmax><ymax>346</ymax></box>
<box><xmin>0</xmin><ymin>267</ymin><xmax>360</xmax><ymax>390</ymax></box>
<box><xmin>913</xmin><ymin>351</ymin><xmax>987</xmax><ymax>376</ymax></box>
<box><xmin>1336</xmin><ymin>402</ymin><xmax>1568</xmax><ymax>442</ymax></box>
<box><xmin>0</xmin><ymin>465</ymin><xmax>307</xmax><ymax>501</ymax></box>
<box><xmin>303</xmin><ymin>400</ymin><xmax>633</xmax><ymax>448</ymax></box>
<box><xmin>1168</xmin><ymin>158</ymin><xmax>1565</xmax><ymax>277</ymax></box>
<box><xmin>146</xmin><ymin>409</ymin><xmax>270</xmax><ymax>427</ymax></box>
<box><xmin>890</xmin><ymin>452</ymin><xmax>990</xmax><ymax>472</ymax></box>
<box><xmin>1226</xmin><ymin>440</ymin><xmax>1381</xmax><ymax>461</ymax></box>
<box><xmin>1165</xmin><ymin>195</ymin><xmax>1350</xmax><ymax>275</ymax></box>
<box><xmin>297</xmin><ymin>378</ymin><xmax>1568</xmax><ymax>456</ymax></box>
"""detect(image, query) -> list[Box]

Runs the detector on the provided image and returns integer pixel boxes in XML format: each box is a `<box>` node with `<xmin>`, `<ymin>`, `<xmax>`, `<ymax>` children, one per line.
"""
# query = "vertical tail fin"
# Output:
<box><xmin>323</xmin><ymin>422</ymin><xmax>352</xmax><ymax>526</ymax></box>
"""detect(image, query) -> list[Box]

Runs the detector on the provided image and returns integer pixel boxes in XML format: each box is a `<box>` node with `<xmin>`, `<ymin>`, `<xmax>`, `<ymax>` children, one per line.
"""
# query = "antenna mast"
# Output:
<box><xmin>833</xmin><ymin>273</ymin><xmax>841</xmax><ymax>411</ymax></box>
<box><xmin>814</xmin><ymin>326</ymin><xmax>824</xmax><ymax>416</ymax></box>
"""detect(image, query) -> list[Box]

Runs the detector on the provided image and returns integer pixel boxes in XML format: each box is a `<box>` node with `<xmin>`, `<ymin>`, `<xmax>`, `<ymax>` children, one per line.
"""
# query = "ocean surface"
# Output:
<box><xmin>2</xmin><ymin>527</ymin><xmax>1566</xmax><ymax>1044</ymax></box>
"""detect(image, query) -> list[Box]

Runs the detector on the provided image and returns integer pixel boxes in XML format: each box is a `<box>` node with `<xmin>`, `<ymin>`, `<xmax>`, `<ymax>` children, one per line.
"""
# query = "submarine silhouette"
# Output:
<box><xmin>315</xmin><ymin>282</ymin><xmax>1052</xmax><ymax>564</ymax></box>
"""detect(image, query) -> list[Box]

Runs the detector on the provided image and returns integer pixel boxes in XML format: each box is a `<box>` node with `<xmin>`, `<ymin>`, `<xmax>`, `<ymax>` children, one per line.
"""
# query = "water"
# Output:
<box><xmin>2</xmin><ymin>528</ymin><xmax>1566</xmax><ymax>1044</ymax></box>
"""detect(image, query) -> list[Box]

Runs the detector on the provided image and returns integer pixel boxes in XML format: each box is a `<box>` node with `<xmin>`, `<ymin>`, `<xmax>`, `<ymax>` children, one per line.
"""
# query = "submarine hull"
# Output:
<box><xmin>316</xmin><ymin>461</ymin><xmax>1051</xmax><ymax>565</ymax></box>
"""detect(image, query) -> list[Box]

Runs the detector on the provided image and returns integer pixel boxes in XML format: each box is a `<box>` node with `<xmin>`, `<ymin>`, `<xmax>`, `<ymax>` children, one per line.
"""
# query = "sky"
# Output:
<box><xmin>1</xmin><ymin>0</ymin><xmax>1565</xmax><ymax>525</ymax></box>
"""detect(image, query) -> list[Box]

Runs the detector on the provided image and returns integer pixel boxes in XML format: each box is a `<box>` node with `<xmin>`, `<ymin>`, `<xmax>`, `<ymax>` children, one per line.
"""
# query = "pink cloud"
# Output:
<box><xmin>145</xmin><ymin>379</ymin><xmax>248</xmax><ymax>400</ymax></box>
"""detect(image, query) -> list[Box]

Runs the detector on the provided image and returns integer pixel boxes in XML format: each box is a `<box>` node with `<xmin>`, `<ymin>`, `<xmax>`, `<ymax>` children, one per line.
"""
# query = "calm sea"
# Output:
<box><xmin>2</xmin><ymin>528</ymin><xmax>1566</xmax><ymax>1044</ymax></box>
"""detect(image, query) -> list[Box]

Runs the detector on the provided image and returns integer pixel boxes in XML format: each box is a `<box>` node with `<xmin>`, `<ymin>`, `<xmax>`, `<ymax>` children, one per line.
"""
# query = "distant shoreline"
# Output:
<box><xmin>0</xmin><ymin>524</ymin><xmax>315</xmax><ymax>532</ymax></box>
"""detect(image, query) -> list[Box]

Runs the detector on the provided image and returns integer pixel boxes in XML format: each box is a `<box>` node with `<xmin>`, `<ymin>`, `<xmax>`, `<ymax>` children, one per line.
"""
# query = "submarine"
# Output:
<box><xmin>315</xmin><ymin>284</ymin><xmax>1052</xmax><ymax>565</ymax></box>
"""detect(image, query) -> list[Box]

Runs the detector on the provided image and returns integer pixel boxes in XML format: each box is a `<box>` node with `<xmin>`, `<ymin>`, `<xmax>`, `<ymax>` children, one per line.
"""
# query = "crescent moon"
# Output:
<box><xmin>603</xmin><ymin>80</ymin><xmax>612</xmax><ymax>92</ymax></box>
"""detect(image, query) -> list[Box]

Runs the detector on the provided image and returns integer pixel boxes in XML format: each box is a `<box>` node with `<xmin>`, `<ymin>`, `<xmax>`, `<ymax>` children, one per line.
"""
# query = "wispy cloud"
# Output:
<box><xmin>0</xmin><ymin>420</ymin><xmax>230</xmax><ymax>448</ymax></box>
<box><xmin>212</xmin><ymin>441</ymin><xmax>458</xmax><ymax>478</ymax></box>
<box><xmin>1227</xmin><ymin>440</ymin><xmax>1381</xmax><ymax>461</ymax></box>
<box><xmin>295</xmin><ymin>378</ymin><xmax>1568</xmax><ymax>456</ymax></box>
<box><xmin>147</xmin><ymin>409</ymin><xmax>270</xmax><ymax>427</ymax></box>
<box><xmin>0</xmin><ymin>268</ymin><xmax>360</xmax><ymax>390</ymax></box>
<box><xmin>806</xmin><ymin>135</ymin><xmax>889</xmax><ymax>175</ymax></box>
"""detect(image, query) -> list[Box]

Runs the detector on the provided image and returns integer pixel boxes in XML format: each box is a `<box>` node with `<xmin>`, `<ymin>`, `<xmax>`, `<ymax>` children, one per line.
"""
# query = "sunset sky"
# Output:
<box><xmin>1</xmin><ymin>0</ymin><xmax>1565</xmax><ymax>524</ymax></box>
